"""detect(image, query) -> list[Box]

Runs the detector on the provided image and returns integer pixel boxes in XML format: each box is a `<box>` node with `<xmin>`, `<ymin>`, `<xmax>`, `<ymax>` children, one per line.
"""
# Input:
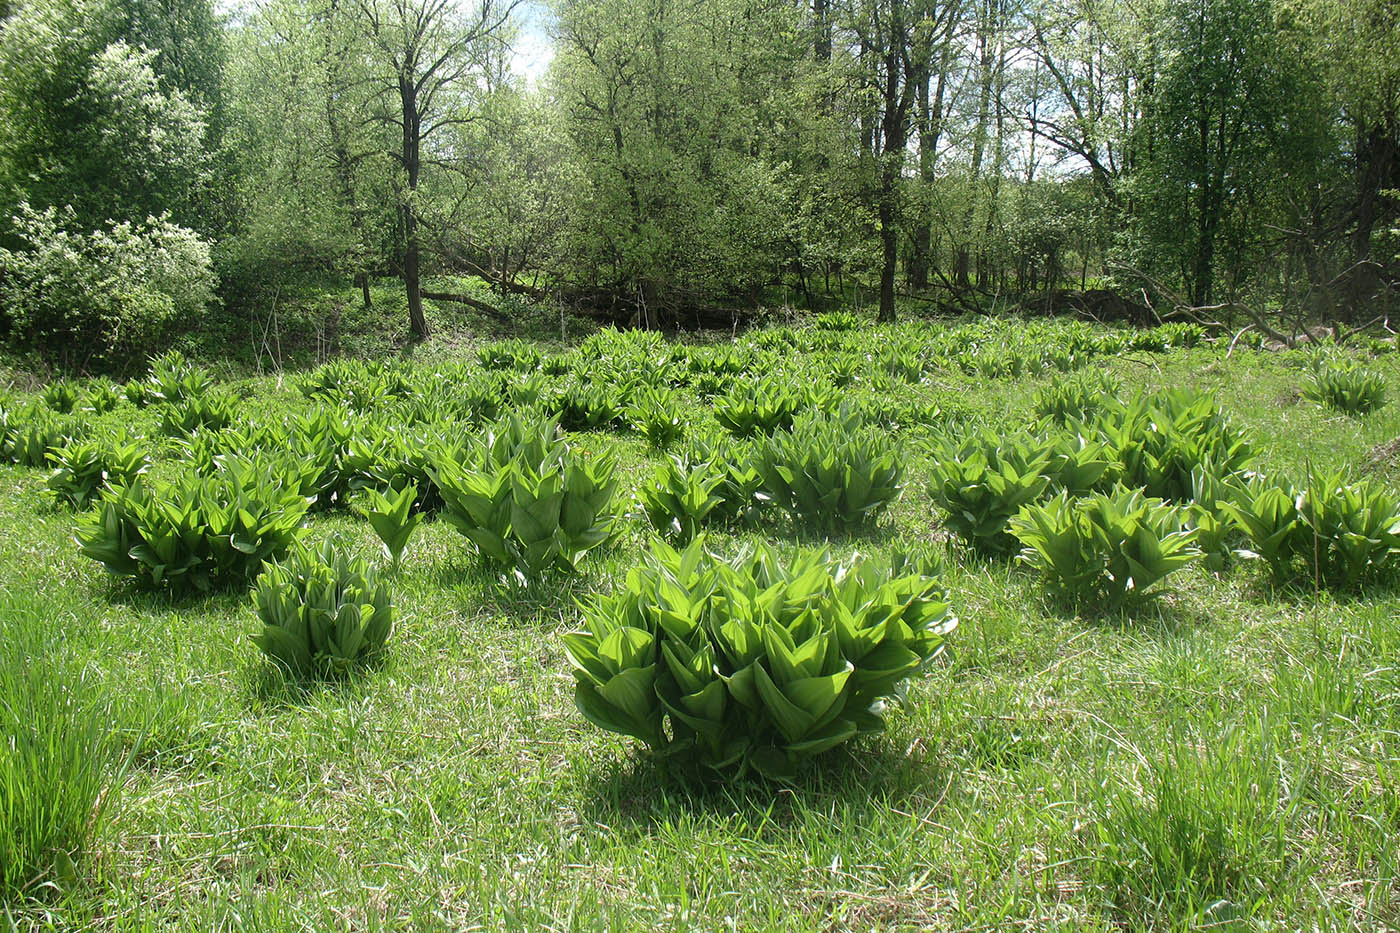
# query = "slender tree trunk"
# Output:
<box><xmin>400</xmin><ymin>75</ymin><xmax>428</xmax><ymax>339</ymax></box>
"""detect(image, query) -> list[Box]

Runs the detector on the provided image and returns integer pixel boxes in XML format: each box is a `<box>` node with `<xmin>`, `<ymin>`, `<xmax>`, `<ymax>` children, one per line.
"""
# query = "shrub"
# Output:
<box><xmin>753</xmin><ymin>407</ymin><xmax>904</xmax><ymax>532</ymax></box>
<box><xmin>432</xmin><ymin>416</ymin><xmax>621</xmax><ymax>581</ymax></box>
<box><xmin>1303</xmin><ymin>364</ymin><xmax>1386</xmax><ymax>415</ymax></box>
<box><xmin>252</xmin><ymin>538</ymin><xmax>394</xmax><ymax>678</ymax></box>
<box><xmin>1010</xmin><ymin>488</ymin><xmax>1203</xmax><ymax>609</ymax></box>
<box><xmin>0</xmin><ymin>204</ymin><xmax>216</xmax><ymax>367</ymax></box>
<box><xmin>76</xmin><ymin>457</ymin><xmax>311</xmax><ymax>592</ymax></box>
<box><xmin>564</xmin><ymin>538</ymin><xmax>957</xmax><ymax>780</ymax></box>
<box><xmin>928</xmin><ymin>431</ymin><xmax>1052</xmax><ymax>555</ymax></box>
<box><xmin>46</xmin><ymin>438</ymin><xmax>150</xmax><ymax>509</ymax></box>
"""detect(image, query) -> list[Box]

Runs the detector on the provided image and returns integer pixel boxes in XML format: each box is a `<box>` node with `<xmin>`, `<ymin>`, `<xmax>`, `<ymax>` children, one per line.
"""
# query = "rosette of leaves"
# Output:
<box><xmin>686</xmin><ymin>434</ymin><xmax>763</xmax><ymax>525</ymax></box>
<box><xmin>1080</xmin><ymin>389</ymin><xmax>1252</xmax><ymax>501</ymax></box>
<box><xmin>76</xmin><ymin>456</ymin><xmax>311</xmax><ymax>592</ymax></box>
<box><xmin>431</xmin><ymin>415</ymin><xmax>620</xmax><ymax>581</ymax></box>
<box><xmin>714</xmin><ymin>378</ymin><xmax>802</xmax><ymax>437</ymax></box>
<box><xmin>564</xmin><ymin>538</ymin><xmax>958</xmax><ymax>780</ymax></box>
<box><xmin>1222</xmin><ymin>470</ymin><xmax>1400</xmax><ymax>588</ymax></box>
<box><xmin>5</xmin><ymin>407</ymin><xmax>88</xmax><ymax>467</ymax></box>
<box><xmin>551</xmin><ymin>381</ymin><xmax>625</xmax><ymax>432</ymax></box>
<box><xmin>362</xmin><ymin>482</ymin><xmax>423</xmax><ymax>567</ymax></box>
<box><xmin>1303</xmin><ymin>364</ymin><xmax>1387</xmax><ymax>415</ymax></box>
<box><xmin>146</xmin><ymin>352</ymin><xmax>213</xmax><ymax>405</ymax></box>
<box><xmin>47</xmin><ymin>438</ymin><xmax>150</xmax><ymax>509</ymax></box>
<box><xmin>158</xmin><ymin>391</ymin><xmax>237</xmax><ymax>436</ymax></box>
<box><xmin>639</xmin><ymin>455</ymin><xmax>727</xmax><ymax>542</ymax></box>
<box><xmin>1010</xmin><ymin>489</ymin><xmax>1203</xmax><ymax>609</ymax></box>
<box><xmin>253</xmin><ymin>537</ymin><xmax>393</xmax><ymax>678</ymax></box>
<box><xmin>753</xmin><ymin>406</ymin><xmax>904</xmax><ymax>532</ymax></box>
<box><xmin>41</xmin><ymin>380</ymin><xmax>82</xmax><ymax>414</ymax></box>
<box><xmin>928</xmin><ymin>430</ymin><xmax>1052</xmax><ymax>555</ymax></box>
<box><xmin>478</xmin><ymin>339</ymin><xmax>542</xmax><ymax>372</ymax></box>
<box><xmin>83</xmin><ymin>382</ymin><xmax>122</xmax><ymax>415</ymax></box>
<box><xmin>1031</xmin><ymin>371</ymin><xmax>1120</xmax><ymax>425</ymax></box>
<box><xmin>630</xmin><ymin>387</ymin><xmax>684</xmax><ymax>449</ymax></box>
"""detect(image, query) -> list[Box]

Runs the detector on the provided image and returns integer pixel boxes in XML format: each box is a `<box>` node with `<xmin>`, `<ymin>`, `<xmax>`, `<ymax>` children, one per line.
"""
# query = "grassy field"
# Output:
<box><xmin>4</xmin><ymin>317</ymin><xmax>1400</xmax><ymax>931</ymax></box>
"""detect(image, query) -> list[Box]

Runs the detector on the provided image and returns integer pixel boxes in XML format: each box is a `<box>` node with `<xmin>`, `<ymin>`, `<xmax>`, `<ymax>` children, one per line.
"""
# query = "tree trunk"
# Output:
<box><xmin>400</xmin><ymin>75</ymin><xmax>429</xmax><ymax>339</ymax></box>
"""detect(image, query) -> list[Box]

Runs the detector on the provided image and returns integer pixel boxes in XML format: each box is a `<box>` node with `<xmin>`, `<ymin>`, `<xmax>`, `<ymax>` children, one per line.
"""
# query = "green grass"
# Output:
<box><xmin>2</xmin><ymin>321</ymin><xmax>1399</xmax><ymax>929</ymax></box>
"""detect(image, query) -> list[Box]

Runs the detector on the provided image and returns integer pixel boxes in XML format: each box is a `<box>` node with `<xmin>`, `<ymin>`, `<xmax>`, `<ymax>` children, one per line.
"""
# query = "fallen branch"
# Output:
<box><xmin>421</xmin><ymin>291</ymin><xmax>510</xmax><ymax>322</ymax></box>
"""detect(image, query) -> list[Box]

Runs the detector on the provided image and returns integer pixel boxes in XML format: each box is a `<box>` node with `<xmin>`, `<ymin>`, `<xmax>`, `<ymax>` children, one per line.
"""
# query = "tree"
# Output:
<box><xmin>356</xmin><ymin>0</ymin><xmax>518</xmax><ymax>338</ymax></box>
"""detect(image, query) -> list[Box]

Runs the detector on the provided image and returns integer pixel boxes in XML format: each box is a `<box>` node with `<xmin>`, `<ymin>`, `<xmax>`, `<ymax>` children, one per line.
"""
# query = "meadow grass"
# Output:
<box><xmin>2</xmin><ymin>325</ymin><xmax>1399</xmax><ymax>930</ymax></box>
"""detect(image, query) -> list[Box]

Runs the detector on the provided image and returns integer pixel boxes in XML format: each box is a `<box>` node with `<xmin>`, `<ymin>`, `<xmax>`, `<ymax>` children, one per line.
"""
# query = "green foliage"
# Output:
<box><xmin>362</xmin><ymin>482</ymin><xmax>423</xmax><ymax>566</ymax></box>
<box><xmin>1082</xmin><ymin>389</ymin><xmax>1253</xmax><ymax>501</ymax></box>
<box><xmin>753</xmin><ymin>407</ymin><xmax>904</xmax><ymax>532</ymax></box>
<box><xmin>928</xmin><ymin>431</ymin><xmax>1051</xmax><ymax>555</ymax></box>
<box><xmin>0</xmin><ymin>206</ymin><xmax>215</xmax><ymax>366</ymax></box>
<box><xmin>1011</xmin><ymin>489</ymin><xmax>1203</xmax><ymax>609</ymax></box>
<box><xmin>146</xmin><ymin>351</ymin><xmax>213</xmax><ymax>404</ymax></box>
<box><xmin>1303</xmin><ymin>363</ymin><xmax>1387</xmax><ymax>415</ymax></box>
<box><xmin>813</xmin><ymin>311</ymin><xmax>861</xmax><ymax>331</ymax></box>
<box><xmin>46</xmin><ymin>438</ymin><xmax>150</xmax><ymax>509</ymax></box>
<box><xmin>714</xmin><ymin>378</ymin><xmax>802</xmax><ymax>437</ymax></box>
<box><xmin>639</xmin><ymin>455</ymin><xmax>727</xmax><ymax>542</ymax></box>
<box><xmin>41</xmin><ymin>380</ymin><xmax>82</xmax><ymax>414</ymax></box>
<box><xmin>76</xmin><ymin>457</ymin><xmax>311</xmax><ymax>592</ymax></box>
<box><xmin>564</xmin><ymin>538</ymin><xmax>957</xmax><ymax>780</ymax></box>
<box><xmin>252</xmin><ymin>537</ymin><xmax>394</xmax><ymax>678</ymax></box>
<box><xmin>1222</xmin><ymin>471</ymin><xmax>1400</xmax><ymax>588</ymax></box>
<box><xmin>432</xmin><ymin>416</ymin><xmax>621</xmax><ymax>581</ymax></box>
<box><xmin>630</xmin><ymin>387</ymin><xmax>684</xmax><ymax>448</ymax></box>
<box><xmin>3</xmin><ymin>407</ymin><xmax>88</xmax><ymax>467</ymax></box>
<box><xmin>1031</xmin><ymin>371</ymin><xmax>1120</xmax><ymax>425</ymax></box>
<box><xmin>158</xmin><ymin>391</ymin><xmax>238</xmax><ymax>436</ymax></box>
<box><xmin>83</xmin><ymin>381</ymin><xmax>121</xmax><ymax>414</ymax></box>
<box><xmin>551</xmin><ymin>381</ymin><xmax>625</xmax><ymax>431</ymax></box>
<box><xmin>478</xmin><ymin>339</ymin><xmax>542</xmax><ymax>372</ymax></box>
<box><xmin>0</xmin><ymin>613</ymin><xmax>125</xmax><ymax>900</ymax></box>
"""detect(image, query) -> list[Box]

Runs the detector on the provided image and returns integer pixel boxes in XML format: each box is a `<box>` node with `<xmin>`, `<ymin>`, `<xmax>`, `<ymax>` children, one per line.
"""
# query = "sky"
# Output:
<box><xmin>511</xmin><ymin>0</ymin><xmax>555</xmax><ymax>85</ymax></box>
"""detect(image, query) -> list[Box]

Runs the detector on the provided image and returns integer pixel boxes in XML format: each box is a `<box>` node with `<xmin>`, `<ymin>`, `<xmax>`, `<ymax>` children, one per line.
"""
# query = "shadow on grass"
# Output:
<box><xmin>576</xmin><ymin>735</ymin><xmax>952</xmax><ymax>836</ymax></box>
<box><xmin>94</xmin><ymin>577</ymin><xmax>248</xmax><ymax>616</ymax></box>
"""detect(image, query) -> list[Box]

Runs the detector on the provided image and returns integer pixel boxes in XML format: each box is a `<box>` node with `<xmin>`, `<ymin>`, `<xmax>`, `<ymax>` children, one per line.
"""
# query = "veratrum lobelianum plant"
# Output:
<box><xmin>753</xmin><ymin>406</ymin><xmax>904</xmax><ymax>532</ymax></box>
<box><xmin>639</xmin><ymin>454</ymin><xmax>728</xmax><ymax>542</ymax></box>
<box><xmin>431</xmin><ymin>415</ymin><xmax>621</xmax><ymax>581</ymax></box>
<box><xmin>1010</xmin><ymin>488</ymin><xmax>1203</xmax><ymax>609</ymax></box>
<box><xmin>253</xmin><ymin>537</ymin><xmax>394</xmax><ymax>678</ymax></box>
<box><xmin>927</xmin><ymin>430</ymin><xmax>1051</xmax><ymax>555</ymax></box>
<box><xmin>76</xmin><ymin>456</ymin><xmax>311</xmax><ymax>592</ymax></box>
<box><xmin>564</xmin><ymin>538</ymin><xmax>958</xmax><ymax>780</ymax></box>
<box><xmin>46</xmin><ymin>437</ymin><xmax>150</xmax><ymax>509</ymax></box>
<box><xmin>1302</xmin><ymin>363</ymin><xmax>1387</xmax><ymax>415</ymax></box>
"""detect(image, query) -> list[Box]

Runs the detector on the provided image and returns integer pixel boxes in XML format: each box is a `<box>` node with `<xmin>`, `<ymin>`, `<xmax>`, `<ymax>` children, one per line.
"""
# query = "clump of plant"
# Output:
<box><xmin>145</xmin><ymin>351</ymin><xmax>213</xmax><ymax>405</ymax></box>
<box><xmin>1010</xmin><ymin>488</ymin><xmax>1203</xmax><ymax>609</ymax></box>
<box><xmin>76</xmin><ymin>456</ymin><xmax>311</xmax><ymax>592</ymax></box>
<box><xmin>4</xmin><ymin>407</ymin><xmax>88</xmax><ymax>467</ymax></box>
<box><xmin>753</xmin><ymin>407</ymin><xmax>904</xmax><ymax>532</ymax></box>
<box><xmin>41</xmin><ymin>379</ymin><xmax>82</xmax><ymax>414</ymax></box>
<box><xmin>0</xmin><ymin>623</ymin><xmax>128</xmax><ymax>900</ymax></box>
<box><xmin>551</xmin><ymin>381</ymin><xmax>625</xmax><ymax>431</ymax></box>
<box><xmin>1221</xmin><ymin>470</ymin><xmax>1400</xmax><ymax>588</ymax></box>
<box><xmin>47</xmin><ymin>438</ymin><xmax>150</xmax><ymax>509</ymax></box>
<box><xmin>639</xmin><ymin>455</ymin><xmax>727</xmax><ymax>542</ymax></box>
<box><xmin>564</xmin><ymin>538</ymin><xmax>958</xmax><ymax>780</ymax></box>
<box><xmin>158</xmin><ymin>391</ymin><xmax>238</xmax><ymax>436</ymax></box>
<box><xmin>928</xmin><ymin>431</ymin><xmax>1051</xmax><ymax>555</ymax></box>
<box><xmin>252</xmin><ymin>537</ymin><xmax>394</xmax><ymax>678</ymax></box>
<box><xmin>478</xmin><ymin>339</ymin><xmax>542</xmax><ymax>372</ymax></box>
<box><xmin>1303</xmin><ymin>364</ymin><xmax>1387</xmax><ymax>415</ymax></box>
<box><xmin>630</xmin><ymin>387</ymin><xmax>684</xmax><ymax>449</ymax></box>
<box><xmin>687</xmin><ymin>433</ymin><xmax>764</xmax><ymax>526</ymax></box>
<box><xmin>1081</xmin><ymin>389</ymin><xmax>1253</xmax><ymax>501</ymax></box>
<box><xmin>362</xmin><ymin>482</ymin><xmax>423</xmax><ymax>567</ymax></box>
<box><xmin>83</xmin><ymin>382</ymin><xmax>121</xmax><ymax>415</ymax></box>
<box><xmin>431</xmin><ymin>415</ymin><xmax>620</xmax><ymax>581</ymax></box>
<box><xmin>1031</xmin><ymin>371</ymin><xmax>1120</xmax><ymax>425</ymax></box>
<box><xmin>813</xmin><ymin>310</ymin><xmax>861</xmax><ymax>331</ymax></box>
<box><xmin>715</xmin><ymin>378</ymin><xmax>802</xmax><ymax>437</ymax></box>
